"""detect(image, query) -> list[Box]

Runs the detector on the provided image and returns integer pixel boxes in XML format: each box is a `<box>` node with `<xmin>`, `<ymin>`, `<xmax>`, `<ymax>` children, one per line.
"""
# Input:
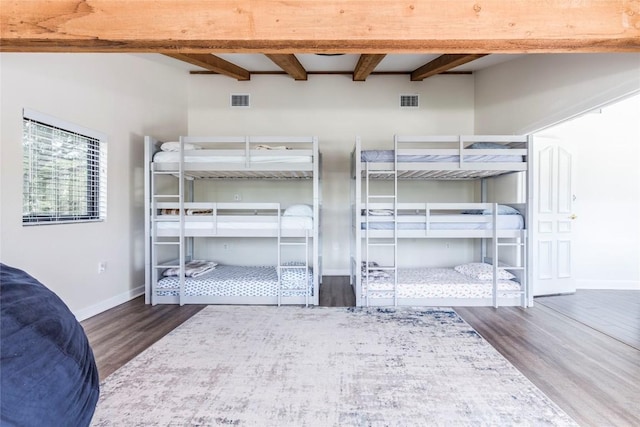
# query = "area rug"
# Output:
<box><xmin>91</xmin><ymin>306</ymin><xmax>577</xmax><ymax>426</ymax></box>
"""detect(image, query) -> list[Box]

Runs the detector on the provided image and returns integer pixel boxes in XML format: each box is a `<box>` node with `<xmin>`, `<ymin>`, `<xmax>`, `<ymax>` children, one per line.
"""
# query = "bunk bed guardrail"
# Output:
<box><xmin>150</xmin><ymin>136</ymin><xmax>317</xmax><ymax>175</ymax></box>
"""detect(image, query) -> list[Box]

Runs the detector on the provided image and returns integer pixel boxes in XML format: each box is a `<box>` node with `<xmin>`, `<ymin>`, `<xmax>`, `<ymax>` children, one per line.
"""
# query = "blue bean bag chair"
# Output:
<box><xmin>1</xmin><ymin>263</ymin><xmax>100</xmax><ymax>426</ymax></box>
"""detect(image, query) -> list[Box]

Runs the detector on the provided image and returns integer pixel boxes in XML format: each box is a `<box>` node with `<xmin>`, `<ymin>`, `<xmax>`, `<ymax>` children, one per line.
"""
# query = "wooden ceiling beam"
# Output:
<box><xmin>411</xmin><ymin>54</ymin><xmax>488</xmax><ymax>81</ymax></box>
<box><xmin>264</xmin><ymin>54</ymin><xmax>307</xmax><ymax>80</ymax></box>
<box><xmin>353</xmin><ymin>54</ymin><xmax>386</xmax><ymax>81</ymax></box>
<box><xmin>163</xmin><ymin>54</ymin><xmax>250</xmax><ymax>80</ymax></box>
<box><xmin>1</xmin><ymin>1</ymin><xmax>639</xmax><ymax>53</ymax></box>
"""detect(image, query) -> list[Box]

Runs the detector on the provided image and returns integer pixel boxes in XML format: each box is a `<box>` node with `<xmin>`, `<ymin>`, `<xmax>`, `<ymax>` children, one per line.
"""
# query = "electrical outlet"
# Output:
<box><xmin>233</xmin><ymin>193</ymin><xmax>241</xmax><ymax>201</ymax></box>
<box><xmin>98</xmin><ymin>261</ymin><xmax>107</xmax><ymax>273</ymax></box>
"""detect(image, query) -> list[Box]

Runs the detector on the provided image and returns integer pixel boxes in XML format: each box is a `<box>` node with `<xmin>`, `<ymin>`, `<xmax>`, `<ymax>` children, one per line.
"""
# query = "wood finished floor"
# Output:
<box><xmin>81</xmin><ymin>298</ymin><xmax>207</xmax><ymax>380</ymax></box>
<box><xmin>536</xmin><ymin>289</ymin><xmax>640</xmax><ymax>350</ymax></box>
<box><xmin>82</xmin><ymin>284</ymin><xmax>640</xmax><ymax>427</ymax></box>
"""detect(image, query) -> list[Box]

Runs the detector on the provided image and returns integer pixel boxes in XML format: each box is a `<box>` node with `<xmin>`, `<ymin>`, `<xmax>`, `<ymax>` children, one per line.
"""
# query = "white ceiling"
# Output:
<box><xmin>216</xmin><ymin>53</ymin><xmax>524</xmax><ymax>73</ymax></box>
<box><xmin>141</xmin><ymin>53</ymin><xmax>526</xmax><ymax>75</ymax></box>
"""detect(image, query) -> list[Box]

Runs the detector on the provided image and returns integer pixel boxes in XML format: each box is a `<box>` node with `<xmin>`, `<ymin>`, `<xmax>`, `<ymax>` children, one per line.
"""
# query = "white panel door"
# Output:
<box><xmin>532</xmin><ymin>136</ymin><xmax>576</xmax><ymax>296</ymax></box>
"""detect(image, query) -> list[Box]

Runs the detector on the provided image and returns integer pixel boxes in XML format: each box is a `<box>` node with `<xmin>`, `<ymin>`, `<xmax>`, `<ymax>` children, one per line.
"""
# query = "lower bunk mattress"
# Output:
<box><xmin>361</xmin><ymin>267</ymin><xmax>521</xmax><ymax>299</ymax></box>
<box><xmin>155</xmin><ymin>264</ymin><xmax>313</xmax><ymax>297</ymax></box>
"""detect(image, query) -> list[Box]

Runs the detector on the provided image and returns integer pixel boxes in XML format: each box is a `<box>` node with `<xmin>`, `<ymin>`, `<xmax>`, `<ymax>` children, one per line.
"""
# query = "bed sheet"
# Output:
<box><xmin>361</xmin><ymin>267</ymin><xmax>521</xmax><ymax>299</ymax></box>
<box><xmin>154</xmin><ymin>151</ymin><xmax>313</xmax><ymax>164</ymax></box>
<box><xmin>361</xmin><ymin>150</ymin><xmax>523</xmax><ymax>163</ymax></box>
<box><xmin>156</xmin><ymin>216</ymin><xmax>313</xmax><ymax>230</ymax></box>
<box><xmin>156</xmin><ymin>265</ymin><xmax>313</xmax><ymax>297</ymax></box>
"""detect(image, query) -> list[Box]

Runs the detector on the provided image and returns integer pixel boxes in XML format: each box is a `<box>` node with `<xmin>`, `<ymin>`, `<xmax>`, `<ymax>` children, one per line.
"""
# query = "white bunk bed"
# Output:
<box><xmin>351</xmin><ymin>135</ymin><xmax>532</xmax><ymax>308</ymax></box>
<box><xmin>144</xmin><ymin>136</ymin><xmax>321</xmax><ymax>306</ymax></box>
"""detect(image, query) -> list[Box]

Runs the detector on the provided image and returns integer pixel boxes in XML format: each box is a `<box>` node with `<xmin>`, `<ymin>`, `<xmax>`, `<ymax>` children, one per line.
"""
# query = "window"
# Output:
<box><xmin>22</xmin><ymin>109</ymin><xmax>107</xmax><ymax>225</ymax></box>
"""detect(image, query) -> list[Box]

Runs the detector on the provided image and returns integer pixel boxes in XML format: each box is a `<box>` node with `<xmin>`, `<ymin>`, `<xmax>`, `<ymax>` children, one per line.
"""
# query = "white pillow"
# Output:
<box><xmin>454</xmin><ymin>263</ymin><xmax>516</xmax><ymax>281</ymax></box>
<box><xmin>283</xmin><ymin>204</ymin><xmax>313</xmax><ymax>217</ymax></box>
<box><xmin>462</xmin><ymin>204</ymin><xmax>520</xmax><ymax>215</ymax></box>
<box><xmin>160</xmin><ymin>141</ymin><xmax>202</xmax><ymax>152</ymax></box>
<box><xmin>484</xmin><ymin>205</ymin><xmax>520</xmax><ymax>215</ymax></box>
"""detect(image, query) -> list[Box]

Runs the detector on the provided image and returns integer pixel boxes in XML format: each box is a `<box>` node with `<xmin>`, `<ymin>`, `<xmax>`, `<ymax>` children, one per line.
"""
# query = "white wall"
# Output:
<box><xmin>474</xmin><ymin>53</ymin><xmax>640</xmax><ymax>291</ymax></box>
<box><xmin>537</xmin><ymin>95</ymin><xmax>640</xmax><ymax>290</ymax></box>
<box><xmin>0</xmin><ymin>54</ymin><xmax>189</xmax><ymax>319</ymax></box>
<box><xmin>474</xmin><ymin>53</ymin><xmax>640</xmax><ymax>135</ymax></box>
<box><xmin>187</xmin><ymin>74</ymin><xmax>476</xmax><ymax>274</ymax></box>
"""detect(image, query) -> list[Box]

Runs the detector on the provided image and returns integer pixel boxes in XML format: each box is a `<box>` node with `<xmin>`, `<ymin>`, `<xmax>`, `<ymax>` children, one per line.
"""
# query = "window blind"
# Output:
<box><xmin>22</xmin><ymin>117</ymin><xmax>107</xmax><ymax>224</ymax></box>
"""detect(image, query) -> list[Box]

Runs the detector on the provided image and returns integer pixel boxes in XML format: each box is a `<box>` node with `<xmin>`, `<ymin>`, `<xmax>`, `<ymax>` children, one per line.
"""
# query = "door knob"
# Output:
<box><xmin>569</xmin><ymin>214</ymin><xmax>577</xmax><ymax>220</ymax></box>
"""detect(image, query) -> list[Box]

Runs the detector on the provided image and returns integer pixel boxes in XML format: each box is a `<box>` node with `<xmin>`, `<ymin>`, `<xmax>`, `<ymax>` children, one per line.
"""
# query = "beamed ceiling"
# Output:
<box><xmin>1</xmin><ymin>0</ymin><xmax>639</xmax><ymax>82</ymax></box>
<box><xmin>162</xmin><ymin>52</ymin><xmax>496</xmax><ymax>81</ymax></box>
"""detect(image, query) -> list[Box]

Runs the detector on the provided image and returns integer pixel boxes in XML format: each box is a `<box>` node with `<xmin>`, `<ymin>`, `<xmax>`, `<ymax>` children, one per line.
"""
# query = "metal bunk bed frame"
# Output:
<box><xmin>144</xmin><ymin>135</ymin><xmax>320</xmax><ymax>306</ymax></box>
<box><xmin>351</xmin><ymin>134</ymin><xmax>532</xmax><ymax>308</ymax></box>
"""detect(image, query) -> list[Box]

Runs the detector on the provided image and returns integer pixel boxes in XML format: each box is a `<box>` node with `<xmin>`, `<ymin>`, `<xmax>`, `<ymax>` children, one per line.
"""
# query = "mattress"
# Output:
<box><xmin>361</xmin><ymin>150</ymin><xmax>523</xmax><ymax>163</ymax></box>
<box><xmin>156</xmin><ymin>216</ymin><xmax>313</xmax><ymax>231</ymax></box>
<box><xmin>361</xmin><ymin>267</ymin><xmax>521</xmax><ymax>299</ymax></box>
<box><xmin>156</xmin><ymin>265</ymin><xmax>313</xmax><ymax>297</ymax></box>
<box><xmin>362</xmin><ymin>214</ymin><xmax>524</xmax><ymax>230</ymax></box>
<box><xmin>154</xmin><ymin>151</ymin><xmax>313</xmax><ymax>164</ymax></box>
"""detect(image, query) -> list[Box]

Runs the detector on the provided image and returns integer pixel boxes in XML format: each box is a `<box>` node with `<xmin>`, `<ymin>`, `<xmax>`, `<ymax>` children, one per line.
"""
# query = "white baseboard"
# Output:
<box><xmin>74</xmin><ymin>285</ymin><xmax>145</xmax><ymax>322</ymax></box>
<box><xmin>576</xmin><ymin>279</ymin><xmax>640</xmax><ymax>291</ymax></box>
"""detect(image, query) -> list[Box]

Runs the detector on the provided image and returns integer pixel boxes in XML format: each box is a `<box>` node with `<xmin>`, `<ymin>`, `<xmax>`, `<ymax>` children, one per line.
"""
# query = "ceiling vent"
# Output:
<box><xmin>230</xmin><ymin>94</ymin><xmax>250</xmax><ymax>108</ymax></box>
<box><xmin>400</xmin><ymin>94</ymin><xmax>419</xmax><ymax>108</ymax></box>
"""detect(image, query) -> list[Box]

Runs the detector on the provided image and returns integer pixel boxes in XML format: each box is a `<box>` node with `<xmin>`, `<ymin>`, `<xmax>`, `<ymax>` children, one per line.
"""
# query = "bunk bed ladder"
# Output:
<box><xmin>278</xmin><ymin>210</ymin><xmax>311</xmax><ymax>307</ymax></box>
<box><xmin>490</xmin><ymin>206</ymin><xmax>527</xmax><ymax>308</ymax></box>
<box><xmin>149</xmin><ymin>141</ymin><xmax>186</xmax><ymax>306</ymax></box>
<box><xmin>364</xmin><ymin>160</ymin><xmax>398</xmax><ymax>307</ymax></box>
<box><xmin>494</xmin><ymin>234</ymin><xmax>528</xmax><ymax>308</ymax></box>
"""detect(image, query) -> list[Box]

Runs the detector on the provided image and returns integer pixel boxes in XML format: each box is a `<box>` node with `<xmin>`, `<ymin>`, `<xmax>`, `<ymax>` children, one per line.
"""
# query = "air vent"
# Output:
<box><xmin>230</xmin><ymin>94</ymin><xmax>250</xmax><ymax>108</ymax></box>
<box><xmin>400</xmin><ymin>94</ymin><xmax>419</xmax><ymax>108</ymax></box>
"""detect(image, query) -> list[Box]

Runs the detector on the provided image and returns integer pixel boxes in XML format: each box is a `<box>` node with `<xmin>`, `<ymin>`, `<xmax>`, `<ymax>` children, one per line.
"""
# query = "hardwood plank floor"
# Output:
<box><xmin>455</xmin><ymin>304</ymin><xmax>640</xmax><ymax>427</ymax></box>
<box><xmin>81</xmin><ymin>298</ymin><xmax>206</xmax><ymax>380</ymax></box>
<box><xmin>319</xmin><ymin>276</ymin><xmax>356</xmax><ymax>307</ymax></box>
<box><xmin>536</xmin><ymin>290</ymin><xmax>640</xmax><ymax>350</ymax></box>
<box><xmin>82</xmin><ymin>284</ymin><xmax>640</xmax><ymax>426</ymax></box>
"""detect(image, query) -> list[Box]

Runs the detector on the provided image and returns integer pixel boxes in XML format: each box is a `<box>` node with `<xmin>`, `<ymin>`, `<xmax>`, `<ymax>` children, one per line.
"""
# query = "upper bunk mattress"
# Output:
<box><xmin>361</xmin><ymin>150</ymin><xmax>523</xmax><ymax>163</ymax></box>
<box><xmin>153</xmin><ymin>151</ymin><xmax>313</xmax><ymax>164</ymax></box>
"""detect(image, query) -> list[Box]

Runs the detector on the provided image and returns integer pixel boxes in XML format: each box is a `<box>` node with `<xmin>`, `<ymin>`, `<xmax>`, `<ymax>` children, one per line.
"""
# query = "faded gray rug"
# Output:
<box><xmin>91</xmin><ymin>306</ymin><xmax>577</xmax><ymax>426</ymax></box>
